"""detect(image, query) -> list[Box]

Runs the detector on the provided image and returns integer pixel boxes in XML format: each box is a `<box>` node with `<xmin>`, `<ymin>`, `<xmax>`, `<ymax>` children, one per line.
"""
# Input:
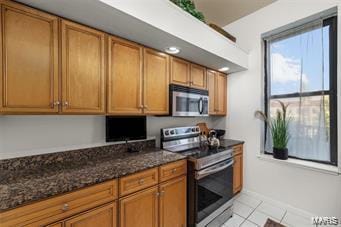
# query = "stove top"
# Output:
<box><xmin>161</xmin><ymin>126</ymin><xmax>233</xmax><ymax>170</ymax></box>
<box><xmin>180</xmin><ymin>146</ymin><xmax>229</xmax><ymax>159</ymax></box>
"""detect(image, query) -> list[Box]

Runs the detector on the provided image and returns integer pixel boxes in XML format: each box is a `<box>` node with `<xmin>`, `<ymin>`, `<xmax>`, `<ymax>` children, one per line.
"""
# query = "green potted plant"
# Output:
<box><xmin>255</xmin><ymin>101</ymin><xmax>291</xmax><ymax>160</ymax></box>
<box><xmin>170</xmin><ymin>0</ymin><xmax>205</xmax><ymax>22</ymax></box>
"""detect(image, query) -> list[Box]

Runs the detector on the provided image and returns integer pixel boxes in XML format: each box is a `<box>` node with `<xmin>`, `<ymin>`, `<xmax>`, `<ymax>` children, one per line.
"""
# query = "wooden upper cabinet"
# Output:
<box><xmin>0</xmin><ymin>1</ymin><xmax>59</xmax><ymax>113</ymax></box>
<box><xmin>170</xmin><ymin>57</ymin><xmax>190</xmax><ymax>87</ymax></box>
<box><xmin>107</xmin><ymin>36</ymin><xmax>143</xmax><ymax>115</ymax></box>
<box><xmin>207</xmin><ymin>70</ymin><xmax>216</xmax><ymax>114</ymax></box>
<box><xmin>159</xmin><ymin>176</ymin><xmax>186</xmax><ymax>227</ymax></box>
<box><xmin>64</xmin><ymin>202</ymin><xmax>117</xmax><ymax>227</ymax></box>
<box><xmin>170</xmin><ymin>57</ymin><xmax>207</xmax><ymax>90</ymax></box>
<box><xmin>190</xmin><ymin>64</ymin><xmax>206</xmax><ymax>89</ymax></box>
<box><xmin>119</xmin><ymin>186</ymin><xmax>159</xmax><ymax>227</ymax></box>
<box><xmin>216</xmin><ymin>72</ymin><xmax>227</xmax><ymax>115</ymax></box>
<box><xmin>143</xmin><ymin>48</ymin><xmax>169</xmax><ymax>115</ymax></box>
<box><xmin>61</xmin><ymin>20</ymin><xmax>105</xmax><ymax>114</ymax></box>
<box><xmin>208</xmin><ymin>70</ymin><xmax>227</xmax><ymax>116</ymax></box>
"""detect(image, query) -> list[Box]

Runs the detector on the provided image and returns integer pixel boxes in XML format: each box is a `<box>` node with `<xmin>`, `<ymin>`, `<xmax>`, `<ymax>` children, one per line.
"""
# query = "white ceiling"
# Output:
<box><xmin>193</xmin><ymin>0</ymin><xmax>276</xmax><ymax>26</ymax></box>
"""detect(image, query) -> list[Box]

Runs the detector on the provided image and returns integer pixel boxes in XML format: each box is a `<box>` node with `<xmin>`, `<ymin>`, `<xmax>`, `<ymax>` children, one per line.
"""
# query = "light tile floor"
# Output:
<box><xmin>206</xmin><ymin>192</ymin><xmax>338</xmax><ymax>227</ymax></box>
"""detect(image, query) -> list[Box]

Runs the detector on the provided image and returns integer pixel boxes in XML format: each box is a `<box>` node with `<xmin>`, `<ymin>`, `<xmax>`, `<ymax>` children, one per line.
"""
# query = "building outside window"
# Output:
<box><xmin>263</xmin><ymin>11</ymin><xmax>337</xmax><ymax>165</ymax></box>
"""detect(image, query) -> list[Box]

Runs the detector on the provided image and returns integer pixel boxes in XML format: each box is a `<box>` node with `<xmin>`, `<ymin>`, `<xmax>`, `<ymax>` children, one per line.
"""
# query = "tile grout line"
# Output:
<box><xmin>240</xmin><ymin>201</ymin><xmax>263</xmax><ymax>227</ymax></box>
<box><xmin>280</xmin><ymin>210</ymin><xmax>287</xmax><ymax>223</ymax></box>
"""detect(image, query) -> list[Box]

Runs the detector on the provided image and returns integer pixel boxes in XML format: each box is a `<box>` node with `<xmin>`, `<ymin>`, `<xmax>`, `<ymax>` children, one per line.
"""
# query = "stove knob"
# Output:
<box><xmin>196</xmin><ymin>127</ymin><xmax>200</xmax><ymax>132</ymax></box>
<box><xmin>191</xmin><ymin>127</ymin><xmax>196</xmax><ymax>132</ymax></box>
<box><xmin>164</xmin><ymin>130</ymin><xmax>170</xmax><ymax>136</ymax></box>
<box><xmin>170</xmin><ymin>130</ymin><xmax>175</xmax><ymax>135</ymax></box>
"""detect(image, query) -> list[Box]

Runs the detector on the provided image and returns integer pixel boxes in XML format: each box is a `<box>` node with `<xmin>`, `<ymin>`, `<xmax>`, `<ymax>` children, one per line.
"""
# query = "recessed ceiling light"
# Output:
<box><xmin>165</xmin><ymin>46</ymin><xmax>180</xmax><ymax>54</ymax></box>
<box><xmin>219</xmin><ymin>67</ymin><xmax>229</xmax><ymax>72</ymax></box>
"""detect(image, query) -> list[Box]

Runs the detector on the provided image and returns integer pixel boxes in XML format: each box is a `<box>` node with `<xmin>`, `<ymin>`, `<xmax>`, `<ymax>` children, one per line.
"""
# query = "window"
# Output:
<box><xmin>263</xmin><ymin>14</ymin><xmax>337</xmax><ymax>165</ymax></box>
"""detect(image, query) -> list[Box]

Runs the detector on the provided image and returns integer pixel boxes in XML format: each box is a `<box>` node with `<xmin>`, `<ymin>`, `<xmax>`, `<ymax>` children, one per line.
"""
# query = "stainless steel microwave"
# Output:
<box><xmin>170</xmin><ymin>84</ymin><xmax>209</xmax><ymax>117</ymax></box>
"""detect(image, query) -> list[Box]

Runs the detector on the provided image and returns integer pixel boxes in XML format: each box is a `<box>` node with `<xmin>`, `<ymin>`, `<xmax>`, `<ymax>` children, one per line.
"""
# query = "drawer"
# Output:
<box><xmin>119</xmin><ymin>168</ymin><xmax>158</xmax><ymax>197</ymax></box>
<box><xmin>233</xmin><ymin>144</ymin><xmax>243</xmax><ymax>156</ymax></box>
<box><xmin>159</xmin><ymin>160</ymin><xmax>187</xmax><ymax>183</ymax></box>
<box><xmin>0</xmin><ymin>180</ymin><xmax>117</xmax><ymax>227</ymax></box>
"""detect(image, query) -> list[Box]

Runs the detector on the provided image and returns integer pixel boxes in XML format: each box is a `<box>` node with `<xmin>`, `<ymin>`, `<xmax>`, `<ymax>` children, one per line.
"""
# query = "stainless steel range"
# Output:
<box><xmin>161</xmin><ymin>126</ymin><xmax>234</xmax><ymax>227</ymax></box>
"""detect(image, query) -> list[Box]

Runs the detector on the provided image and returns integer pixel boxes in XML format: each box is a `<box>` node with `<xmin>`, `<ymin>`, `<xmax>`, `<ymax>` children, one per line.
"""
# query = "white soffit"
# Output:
<box><xmin>16</xmin><ymin>0</ymin><xmax>248</xmax><ymax>73</ymax></box>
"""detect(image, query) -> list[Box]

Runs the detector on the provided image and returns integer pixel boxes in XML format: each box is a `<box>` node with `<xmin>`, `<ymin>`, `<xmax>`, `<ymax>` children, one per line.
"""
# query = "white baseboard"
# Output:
<box><xmin>241</xmin><ymin>189</ymin><xmax>316</xmax><ymax>218</ymax></box>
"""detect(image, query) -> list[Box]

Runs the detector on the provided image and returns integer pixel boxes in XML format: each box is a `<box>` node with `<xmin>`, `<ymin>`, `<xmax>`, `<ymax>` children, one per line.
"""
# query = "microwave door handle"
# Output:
<box><xmin>195</xmin><ymin>160</ymin><xmax>234</xmax><ymax>180</ymax></box>
<box><xmin>198</xmin><ymin>97</ymin><xmax>203</xmax><ymax>114</ymax></box>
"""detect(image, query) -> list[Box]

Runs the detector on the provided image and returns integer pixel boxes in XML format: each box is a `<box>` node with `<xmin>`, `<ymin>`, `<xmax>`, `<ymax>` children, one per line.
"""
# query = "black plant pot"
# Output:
<box><xmin>273</xmin><ymin>147</ymin><xmax>288</xmax><ymax>160</ymax></box>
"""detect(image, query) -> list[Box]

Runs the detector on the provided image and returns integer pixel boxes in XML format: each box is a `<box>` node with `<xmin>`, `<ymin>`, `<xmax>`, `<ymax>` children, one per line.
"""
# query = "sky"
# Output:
<box><xmin>269</xmin><ymin>24</ymin><xmax>330</xmax><ymax>96</ymax></box>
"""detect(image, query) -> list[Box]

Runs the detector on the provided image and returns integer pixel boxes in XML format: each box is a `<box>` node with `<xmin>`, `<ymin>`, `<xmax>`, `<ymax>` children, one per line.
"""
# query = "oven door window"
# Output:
<box><xmin>196</xmin><ymin>160</ymin><xmax>233</xmax><ymax>223</ymax></box>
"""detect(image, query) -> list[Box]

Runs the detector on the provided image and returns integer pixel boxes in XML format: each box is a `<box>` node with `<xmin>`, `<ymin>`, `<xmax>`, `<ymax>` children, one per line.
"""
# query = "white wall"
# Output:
<box><xmin>0</xmin><ymin>115</ymin><xmax>226</xmax><ymax>159</ymax></box>
<box><xmin>224</xmin><ymin>0</ymin><xmax>341</xmax><ymax>216</ymax></box>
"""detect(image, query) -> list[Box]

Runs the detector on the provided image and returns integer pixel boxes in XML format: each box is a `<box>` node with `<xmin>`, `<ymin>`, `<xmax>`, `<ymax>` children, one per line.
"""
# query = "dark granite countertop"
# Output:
<box><xmin>220</xmin><ymin>139</ymin><xmax>245</xmax><ymax>149</ymax></box>
<box><xmin>0</xmin><ymin>146</ymin><xmax>185</xmax><ymax>212</ymax></box>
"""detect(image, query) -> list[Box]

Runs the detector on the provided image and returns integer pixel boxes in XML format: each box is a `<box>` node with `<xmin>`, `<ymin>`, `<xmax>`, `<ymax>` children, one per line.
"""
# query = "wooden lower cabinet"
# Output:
<box><xmin>0</xmin><ymin>161</ymin><xmax>186</xmax><ymax>227</ymax></box>
<box><xmin>119</xmin><ymin>186</ymin><xmax>159</xmax><ymax>227</ymax></box>
<box><xmin>64</xmin><ymin>202</ymin><xmax>117</xmax><ymax>227</ymax></box>
<box><xmin>46</xmin><ymin>223</ymin><xmax>63</xmax><ymax>227</ymax></box>
<box><xmin>47</xmin><ymin>202</ymin><xmax>117</xmax><ymax>227</ymax></box>
<box><xmin>159</xmin><ymin>176</ymin><xmax>186</xmax><ymax>227</ymax></box>
<box><xmin>233</xmin><ymin>145</ymin><xmax>243</xmax><ymax>194</ymax></box>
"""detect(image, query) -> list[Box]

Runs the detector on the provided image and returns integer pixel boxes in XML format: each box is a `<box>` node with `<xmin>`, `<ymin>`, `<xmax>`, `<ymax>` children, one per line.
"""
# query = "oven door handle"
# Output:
<box><xmin>195</xmin><ymin>159</ymin><xmax>234</xmax><ymax>180</ymax></box>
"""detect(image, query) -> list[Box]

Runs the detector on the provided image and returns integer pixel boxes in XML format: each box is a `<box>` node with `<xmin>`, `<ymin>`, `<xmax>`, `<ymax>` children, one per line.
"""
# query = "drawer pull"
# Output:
<box><xmin>171</xmin><ymin>168</ymin><xmax>177</xmax><ymax>173</ymax></box>
<box><xmin>61</xmin><ymin>203</ymin><xmax>69</xmax><ymax>211</ymax></box>
<box><xmin>138</xmin><ymin>179</ymin><xmax>145</xmax><ymax>185</ymax></box>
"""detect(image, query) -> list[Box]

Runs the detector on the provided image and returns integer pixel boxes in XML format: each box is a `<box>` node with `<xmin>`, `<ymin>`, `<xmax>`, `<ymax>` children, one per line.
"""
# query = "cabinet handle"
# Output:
<box><xmin>171</xmin><ymin>168</ymin><xmax>177</xmax><ymax>174</ymax></box>
<box><xmin>138</xmin><ymin>179</ymin><xmax>145</xmax><ymax>185</ymax></box>
<box><xmin>61</xmin><ymin>203</ymin><xmax>69</xmax><ymax>211</ymax></box>
<box><xmin>51</xmin><ymin>101</ymin><xmax>60</xmax><ymax>108</ymax></box>
<box><xmin>63</xmin><ymin>101</ymin><xmax>69</xmax><ymax>107</ymax></box>
<box><xmin>160</xmin><ymin>190</ymin><xmax>165</xmax><ymax>196</ymax></box>
<box><xmin>155</xmin><ymin>192</ymin><xmax>160</xmax><ymax>197</ymax></box>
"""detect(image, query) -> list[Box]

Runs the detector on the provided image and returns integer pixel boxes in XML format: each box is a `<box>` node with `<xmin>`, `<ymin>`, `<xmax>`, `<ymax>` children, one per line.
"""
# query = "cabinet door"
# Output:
<box><xmin>159</xmin><ymin>176</ymin><xmax>186</xmax><ymax>227</ymax></box>
<box><xmin>46</xmin><ymin>222</ymin><xmax>63</xmax><ymax>227</ymax></box>
<box><xmin>215</xmin><ymin>73</ymin><xmax>227</xmax><ymax>115</ymax></box>
<box><xmin>190</xmin><ymin>64</ymin><xmax>206</xmax><ymax>90</ymax></box>
<box><xmin>0</xmin><ymin>2</ymin><xmax>59</xmax><ymax>113</ymax></box>
<box><xmin>61</xmin><ymin>20</ymin><xmax>105</xmax><ymax>114</ymax></box>
<box><xmin>233</xmin><ymin>154</ymin><xmax>243</xmax><ymax>194</ymax></box>
<box><xmin>143</xmin><ymin>48</ymin><xmax>169</xmax><ymax>115</ymax></box>
<box><xmin>107</xmin><ymin>36</ymin><xmax>143</xmax><ymax>115</ymax></box>
<box><xmin>64</xmin><ymin>202</ymin><xmax>117</xmax><ymax>227</ymax></box>
<box><xmin>119</xmin><ymin>186</ymin><xmax>158</xmax><ymax>227</ymax></box>
<box><xmin>207</xmin><ymin>70</ymin><xmax>216</xmax><ymax>115</ymax></box>
<box><xmin>170</xmin><ymin>57</ymin><xmax>190</xmax><ymax>86</ymax></box>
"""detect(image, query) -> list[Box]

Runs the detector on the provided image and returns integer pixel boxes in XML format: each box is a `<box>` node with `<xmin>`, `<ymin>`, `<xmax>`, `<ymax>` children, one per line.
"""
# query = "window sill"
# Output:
<box><xmin>257</xmin><ymin>153</ymin><xmax>340</xmax><ymax>175</ymax></box>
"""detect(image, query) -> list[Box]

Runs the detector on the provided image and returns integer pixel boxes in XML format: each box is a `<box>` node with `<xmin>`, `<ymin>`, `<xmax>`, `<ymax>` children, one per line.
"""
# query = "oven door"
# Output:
<box><xmin>193</xmin><ymin>158</ymin><xmax>234</xmax><ymax>224</ymax></box>
<box><xmin>172</xmin><ymin>91</ymin><xmax>208</xmax><ymax>116</ymax></box>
